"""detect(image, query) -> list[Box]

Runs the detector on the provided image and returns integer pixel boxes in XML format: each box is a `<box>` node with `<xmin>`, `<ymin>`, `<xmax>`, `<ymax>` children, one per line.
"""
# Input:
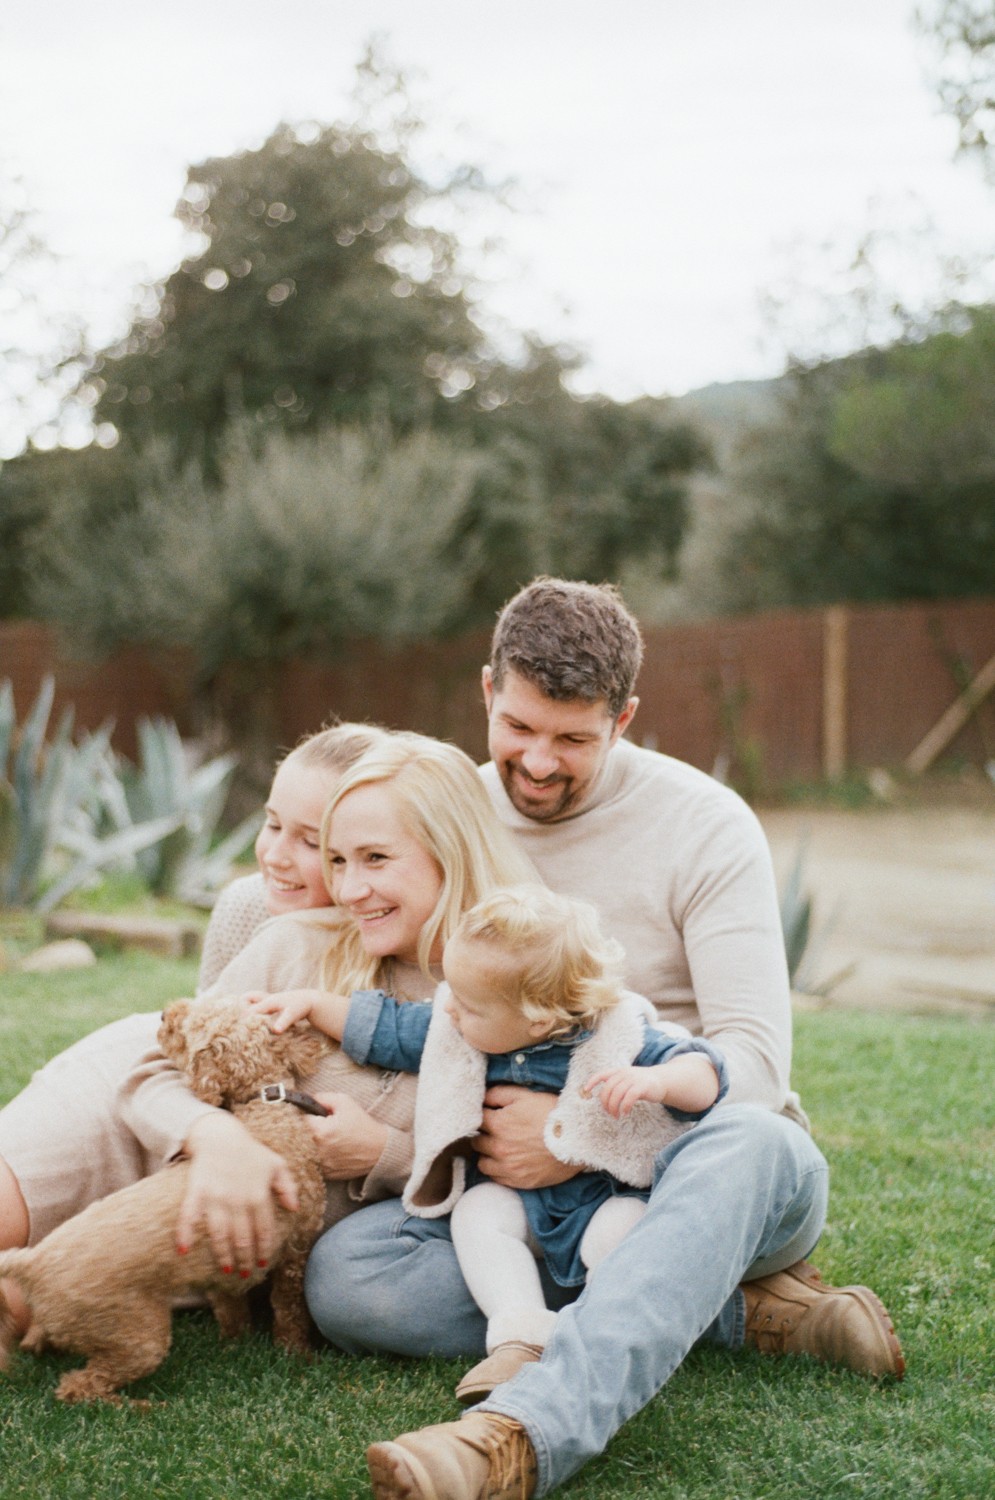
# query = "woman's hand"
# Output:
<box><xmin>308</xmin><ymin>1092</ymin><xmax>390</xmax><ymax>1180</ymax></box>
<box><xmin>472</xmin><ymin>1085</ymin><xmax>580</xmax><ymax>1190</ymax></box>
<box><xmin>177</xmin><ymin>1112</ymin><xmax>299</xmax><ymax>1275</ymax></box>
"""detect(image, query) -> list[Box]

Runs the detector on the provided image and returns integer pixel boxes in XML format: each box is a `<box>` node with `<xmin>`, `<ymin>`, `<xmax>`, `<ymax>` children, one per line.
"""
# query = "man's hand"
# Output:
<box><xmin>472</xmin><ymin>1085</ymin><xmax>580</xmax><ymax>1190</ymax></box>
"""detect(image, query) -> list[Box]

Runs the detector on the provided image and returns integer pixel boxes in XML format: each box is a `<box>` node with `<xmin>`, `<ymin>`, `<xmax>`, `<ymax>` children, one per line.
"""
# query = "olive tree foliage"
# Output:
<box><xmin>37</xmin><ymin>424</ymin><xmax>498</xmax><ymax>675</ymax></box>
<box><xmin>36</xmin><ymin>398</ymin><xmax>704</xmax><ymax>665</ymax></box>
<box><xmin>716</xmin><ymin>306</ymin><xmax>995</xmax><ymax>609</ymax></box>
<box><xmin>918</xmin><ymin>0</ymin><xmax>995</xmax><ymax>173</ymax></box>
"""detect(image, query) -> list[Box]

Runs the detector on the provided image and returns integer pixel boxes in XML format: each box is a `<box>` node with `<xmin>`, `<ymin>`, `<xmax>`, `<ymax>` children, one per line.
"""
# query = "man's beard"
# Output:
<box><xmin>500</xmin><ymin>761</ymin><xmax>578</xmax><ymax>822</ymax></box>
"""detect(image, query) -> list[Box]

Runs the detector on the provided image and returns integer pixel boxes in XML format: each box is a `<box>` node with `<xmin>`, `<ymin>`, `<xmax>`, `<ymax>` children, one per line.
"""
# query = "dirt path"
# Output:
<box><xmin>758</xmin><ymin>797</ymin><xmax>995</xmax><ymax>1018</ymax></box>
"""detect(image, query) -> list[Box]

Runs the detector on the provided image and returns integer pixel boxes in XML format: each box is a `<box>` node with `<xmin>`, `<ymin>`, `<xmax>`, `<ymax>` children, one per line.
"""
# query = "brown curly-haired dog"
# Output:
<box><xmin>0</xmin><ymin>996</ymin><xmax>330</xmax><ymax>1403</ymax></box>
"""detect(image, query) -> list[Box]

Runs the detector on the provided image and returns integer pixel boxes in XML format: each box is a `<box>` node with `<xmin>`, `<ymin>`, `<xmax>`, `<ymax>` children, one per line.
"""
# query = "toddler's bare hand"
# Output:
<box><xmin>246</xmin><ymin>990</ymin><xmax>313</xmax><ymax>1033</ymax></box>
<box><xmin>583</xmin><ymin>1066</ymin><xmax>665</xmax><ymax>1118</ymax></box>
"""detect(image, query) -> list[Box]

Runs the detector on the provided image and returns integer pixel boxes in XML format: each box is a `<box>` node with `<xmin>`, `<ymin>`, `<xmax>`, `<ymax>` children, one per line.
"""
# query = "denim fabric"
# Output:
<box><xmin>342</xmin><ymin>989</ymin><xmax>432</xmax><ymax>1073</ymax></box>
<box><xmin>305</xmin><ymin>1103</ymin><xmax>828</xmax><ymax>1495</ymax></box>
<box><xmin>343</xmin><ymin>989</ymin><xmax>729</xmax><ymax>1101</ymax></box>
<box><xmin>345</xmin><ymin>988</ymin><xmax>612</xmax><ymax>1089</ymax></box>
<box><xmin>339</xmin><ymin>988</ymin><xmax>729</xmax><ymax>1283</ymax></box>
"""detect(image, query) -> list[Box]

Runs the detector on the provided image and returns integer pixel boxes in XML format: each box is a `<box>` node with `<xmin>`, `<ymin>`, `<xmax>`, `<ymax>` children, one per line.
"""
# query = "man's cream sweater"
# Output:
<box><xmin>480</xmin><ymin>737</ymin><xmax>794</xmax><ymax>1113</ymax></box>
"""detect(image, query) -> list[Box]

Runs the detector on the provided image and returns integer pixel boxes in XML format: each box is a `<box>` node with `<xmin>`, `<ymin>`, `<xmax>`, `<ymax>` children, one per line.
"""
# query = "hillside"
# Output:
<box><xmin>623</xmin><ymin>376</ymin><xmax>784</xmax><ymax>622</ymax></box>
<box><xmin>667</xmin><ymin>376</ymin><xmax>782</xmax><ymax>461</ymax></box>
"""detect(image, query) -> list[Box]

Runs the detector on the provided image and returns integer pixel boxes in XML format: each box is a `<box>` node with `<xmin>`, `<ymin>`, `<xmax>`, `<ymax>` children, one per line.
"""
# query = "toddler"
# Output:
<box><xmin>251</xmin><ymin>884</ymin><xmax>727</xmax><ymax>1401</ymax></box>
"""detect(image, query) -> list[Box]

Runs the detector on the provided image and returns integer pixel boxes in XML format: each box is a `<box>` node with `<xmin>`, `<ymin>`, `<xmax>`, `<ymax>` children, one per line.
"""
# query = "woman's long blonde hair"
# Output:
<box><xmin>318</xmin><ymin>734</ymin><xmax>537</xmax><ymax>993</ymax></box>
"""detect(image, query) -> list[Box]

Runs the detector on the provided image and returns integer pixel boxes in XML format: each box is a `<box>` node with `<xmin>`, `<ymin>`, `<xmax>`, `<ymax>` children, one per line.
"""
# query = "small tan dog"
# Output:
<box><xmin>0</xmin><ymin>995</ymin><xmax>330</xmax><ymax>1403</ymax></box>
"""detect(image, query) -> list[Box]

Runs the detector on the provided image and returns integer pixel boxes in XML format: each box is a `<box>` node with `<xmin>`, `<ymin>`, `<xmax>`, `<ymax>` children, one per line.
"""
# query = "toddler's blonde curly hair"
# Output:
<box><xmin>450</xmin><ymin>885</ymin><xmax>626</xmax><ymax>1038</ymax></box>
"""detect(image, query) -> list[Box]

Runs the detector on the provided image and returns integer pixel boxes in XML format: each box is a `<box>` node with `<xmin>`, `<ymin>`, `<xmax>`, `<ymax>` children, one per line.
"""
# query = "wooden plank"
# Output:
<box><xmin>905</xmin><ymin>649</ymin><xmax>995</xmax><ymax>775</ymax></box>
<box><xmin>44</xmin><ymin>910</ymin><xmax>202</xmax><ymax>958</ymax></box>
<box><xmin>822</xmin><ymin>606</ymin><xmax>848</xmax><ymax>780</ymax></box>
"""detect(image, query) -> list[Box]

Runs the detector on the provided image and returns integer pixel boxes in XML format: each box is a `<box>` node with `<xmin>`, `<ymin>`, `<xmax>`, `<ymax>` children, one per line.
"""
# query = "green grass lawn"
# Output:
<box><xmin>1</xmin><ymin>950</ymin><xmax>992</xmax><ymax>1499</ymax></box>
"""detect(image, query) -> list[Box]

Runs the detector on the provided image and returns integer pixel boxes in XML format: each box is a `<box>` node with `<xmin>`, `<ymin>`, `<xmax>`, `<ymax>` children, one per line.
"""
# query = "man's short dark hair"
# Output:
<box><xmin>490</xmin><ymin>577</ymin><xmax>644</xmax><ymax>720</ymax></box>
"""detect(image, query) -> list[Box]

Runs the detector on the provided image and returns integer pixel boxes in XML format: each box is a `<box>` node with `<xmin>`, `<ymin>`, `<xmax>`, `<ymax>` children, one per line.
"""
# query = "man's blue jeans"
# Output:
<box><xmin>305</xmin><ymin>1104</ymin><xmax>829</xmax><ymax>1495</ymax></box>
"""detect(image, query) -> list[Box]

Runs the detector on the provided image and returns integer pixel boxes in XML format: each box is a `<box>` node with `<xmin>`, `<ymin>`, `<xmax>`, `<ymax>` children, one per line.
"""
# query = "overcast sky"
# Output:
<box><xmin>2</xmin><ymin>0</ymin><xmax>994</xmax><ymax>438</ymax></box>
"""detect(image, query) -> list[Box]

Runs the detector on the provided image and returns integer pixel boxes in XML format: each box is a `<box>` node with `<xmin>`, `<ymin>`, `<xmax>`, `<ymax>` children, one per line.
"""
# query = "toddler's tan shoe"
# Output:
<box><xmin>367</xmin><ymin>1410</ymin><xmax>537</xmax><ymax>1499</ymax></box>
<box><xmin>455</xmin><ymin>1341</ymin><xmax>543</xmax><ymax>1405</ymax></box>
<box><xmin>743</xmin><ymin>1259</ymin><xmax>905</xmax><ymax>1378</ymax></box>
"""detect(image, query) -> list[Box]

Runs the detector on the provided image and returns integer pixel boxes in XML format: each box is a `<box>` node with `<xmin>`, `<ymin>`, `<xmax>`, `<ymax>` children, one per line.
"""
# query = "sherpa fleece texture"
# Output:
<box><xmin>403</xmin><ymin>990</ymin><xmax>695</xmax><ymax>1219</ymax></box>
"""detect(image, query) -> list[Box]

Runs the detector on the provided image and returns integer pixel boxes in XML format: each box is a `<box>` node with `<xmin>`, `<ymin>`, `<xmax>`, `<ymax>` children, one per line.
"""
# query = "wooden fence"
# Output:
<box><xmin>2</xmin><ymin>598</ymin><xmax>994</xmax><ymax>786</ymax></box>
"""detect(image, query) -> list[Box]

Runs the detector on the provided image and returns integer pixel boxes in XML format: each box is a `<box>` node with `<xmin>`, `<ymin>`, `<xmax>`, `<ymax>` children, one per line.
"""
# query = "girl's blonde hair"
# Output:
<box><xmin>318</xmin><ymin>735</ymin><xmax>537</xmax><ymax>993</ymax></box>
<box><xmin>451</xmin><ymin>885</ymin><xmax>626</xmax><ymax>1037</ymax></box>
<box><xmin>282</xmin><ymin>719</ymin><xmax>389</xmax><ymax>777</ymax></box>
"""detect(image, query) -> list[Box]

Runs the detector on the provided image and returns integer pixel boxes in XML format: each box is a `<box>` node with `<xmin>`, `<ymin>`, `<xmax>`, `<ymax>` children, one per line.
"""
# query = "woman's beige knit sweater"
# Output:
<box><xmin>118</xmin><ymin>908</ymin><xmax>428</xmax><ymax>1228</ymax></box>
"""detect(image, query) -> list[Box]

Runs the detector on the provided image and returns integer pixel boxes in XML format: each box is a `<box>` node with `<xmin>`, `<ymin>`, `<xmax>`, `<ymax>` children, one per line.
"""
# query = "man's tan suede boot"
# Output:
<box><xmin>742</xmin><ymin>1260</ymin><xmax>905</xmax><ymax>1377</ymax></box>
<box><xmin>367</xmin><ymin>1410</ymin><xmax>537</xmax><ymax>1499</ymax></box>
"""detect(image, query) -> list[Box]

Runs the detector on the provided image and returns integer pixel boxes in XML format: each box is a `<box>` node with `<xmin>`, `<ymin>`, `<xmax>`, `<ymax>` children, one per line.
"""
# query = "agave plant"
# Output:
<box><xmin>778</xmin><ymin>834</ymin><xmax>855</xmax><ymax>998</ymax></box>
<box><xmin>0</xmin><ymin>678</ymin><xmax>179</xmax><ymax>912</ymax></box>
<box><xmin>778</xmin><ymin>835</ymin><xmax>813</xmax><ymax>988</ymax></box>
<box><xmin>105</xmin><ymin>717</ymin><xmax>260</xmax><ymax>905</ymax></box>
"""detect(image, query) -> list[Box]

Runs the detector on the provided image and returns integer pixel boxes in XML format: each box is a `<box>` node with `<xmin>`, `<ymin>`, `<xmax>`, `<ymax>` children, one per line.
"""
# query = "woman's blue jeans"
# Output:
<box><xmin>305</xmin><ymin>1104</ymin><xmax>829</xmax><ymax>1495</ymax></box>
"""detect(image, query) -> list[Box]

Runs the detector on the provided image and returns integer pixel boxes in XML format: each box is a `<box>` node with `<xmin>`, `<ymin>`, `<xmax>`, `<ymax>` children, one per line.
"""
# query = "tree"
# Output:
<box><xmin>717</xmin><ymin>308</ymin><xmax>995</xmax><ymax>609</ymax></box>
<box><xmin>19</xmin><ymin>50</ymin><xmax>707</xmax><ymax>676</ymax></box>
<box><xmin>449</xmin><ymin>342</ymin><xmax>710</xmax><ymax>621</ymax></box>
<box><xmin>0</xmin><ymin>174</ymin><xmax>82</xmax><ymax>456</ymax></box>
<box><xmin>707</xmin><ymin>6</ymin><xmax>995</xmax><ymax>617</ymax></box>
<box><xmin>93</xmin><ymin>113</ymin><xmax>490</xmax><ymax>473</ymax></box>
<box><xmin>82</xmin><ymin>48</ymin><xmax>704</xmax><ymax>545</ymax></box>
<box><xmin>827</xmin><ymin>308</ymin><xmax>995</xmax><ymax>493</ymax></box>
<box><xmin>919</xmin><ymin>1</ymin><xmax>995</xmax><ymax>173</ymax></box>
<box><xmin>0</xmin><ymin>171</ymin><xmax>91</xmax><ymax>613</ymax></box>
<box><xmin>36</xmin><ymin>424</ymin><xmax>493</xmax><ymax>669</ymax></box>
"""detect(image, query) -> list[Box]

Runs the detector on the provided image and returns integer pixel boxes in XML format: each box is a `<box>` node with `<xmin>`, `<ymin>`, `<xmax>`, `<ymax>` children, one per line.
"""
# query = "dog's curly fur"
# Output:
<box><xmin>0</xmin><ymin>996</ymin><xmax>330</xmax><ymax>1403</ymax></box>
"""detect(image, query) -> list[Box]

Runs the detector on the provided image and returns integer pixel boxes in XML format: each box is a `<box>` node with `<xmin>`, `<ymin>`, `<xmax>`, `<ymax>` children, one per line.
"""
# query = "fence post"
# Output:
<box><xmin>822</xmin><ymin>606</ymin><xmax>848</xmax><ymax>780</ymax></box>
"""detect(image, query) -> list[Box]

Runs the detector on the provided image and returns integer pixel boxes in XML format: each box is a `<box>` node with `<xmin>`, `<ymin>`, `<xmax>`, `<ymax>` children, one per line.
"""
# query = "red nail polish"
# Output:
<box><xmin>177</xmin><ymin>1244</ymin><xmax>189</xmax><ymax>1255</ymax></box>
<box><xmin>257</xmin><ymin>1259</ymin><xmax>269</xmax><ymax>1269</ymax></box>
<box><xmin>239</xmin><ymin>1269</ymin><xmax>251</xmax><ymax>1280</ymax></box>
<box><xmin>221</xmin><ymin>1264</ymin><xmax>232</xmax><ymax>1275</ymax></box>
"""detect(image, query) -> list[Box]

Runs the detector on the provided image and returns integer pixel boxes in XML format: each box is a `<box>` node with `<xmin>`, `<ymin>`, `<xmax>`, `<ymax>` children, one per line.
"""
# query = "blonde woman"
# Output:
<box><xmin>0</xmin><ymin>732</ymin><xmax>533</xmax><ymax>1340</ymax></box>
<box><xmin>116</xmin><ymin>734</ymin><xmax>539</xmax><ymax>1278</ymax></box>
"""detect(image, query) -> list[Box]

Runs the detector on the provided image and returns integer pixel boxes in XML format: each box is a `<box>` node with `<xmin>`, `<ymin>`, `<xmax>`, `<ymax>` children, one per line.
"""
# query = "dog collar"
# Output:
<box><xmin>259</xmin><ymin>1082</ymin><xmax>330</xmax><ymax>1117</ymax></box>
